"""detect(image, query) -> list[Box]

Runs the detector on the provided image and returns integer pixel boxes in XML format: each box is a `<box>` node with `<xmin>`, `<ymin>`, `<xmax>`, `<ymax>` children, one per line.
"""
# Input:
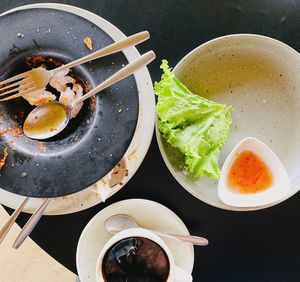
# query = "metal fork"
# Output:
<box><xmin>0</xmin><ymin>31</ymin><xmax>150</xmax><ymax>102</ymax></box>
<box><xmin>0</xmin><ymin>72</ymin><xmax>40</xmax><ymax>100</ymax></box>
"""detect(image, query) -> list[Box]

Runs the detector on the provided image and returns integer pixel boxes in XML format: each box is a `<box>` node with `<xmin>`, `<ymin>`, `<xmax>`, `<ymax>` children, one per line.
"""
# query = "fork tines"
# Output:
<box><xmin>0</xmin><ymin>71</ymin><xmax>35</xmax><ymax>102</ymax></box>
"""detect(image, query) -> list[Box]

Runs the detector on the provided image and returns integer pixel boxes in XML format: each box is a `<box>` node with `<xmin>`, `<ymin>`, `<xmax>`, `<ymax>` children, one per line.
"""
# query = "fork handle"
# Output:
<box><xmin>12</xmin><ymin>198</ymin><xmax>51</xmax><ymax>249</ymax></box>
<box><xmin>54</xmin><ymin>31</ymin><xmax>150</xmax><ymax>73</ymax></box>
<box><xmin>70</xmin><ymin>51</ymin><xmax>155</xmax><ymax>107</ymax></box>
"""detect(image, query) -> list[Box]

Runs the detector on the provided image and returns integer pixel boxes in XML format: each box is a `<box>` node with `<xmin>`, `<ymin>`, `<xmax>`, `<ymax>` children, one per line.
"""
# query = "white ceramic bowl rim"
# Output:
<box><xmin>174</xmin><ymin>33</ymin><xmax>300</xmax><ymax>71</ymax></box>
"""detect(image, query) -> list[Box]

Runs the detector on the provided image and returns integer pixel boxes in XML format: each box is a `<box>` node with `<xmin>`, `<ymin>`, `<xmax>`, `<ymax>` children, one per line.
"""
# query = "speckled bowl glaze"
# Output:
<box><xmin>156</xmin><ymin>34</ymin><xmax>300</xmax><ymax>211</ymax></box>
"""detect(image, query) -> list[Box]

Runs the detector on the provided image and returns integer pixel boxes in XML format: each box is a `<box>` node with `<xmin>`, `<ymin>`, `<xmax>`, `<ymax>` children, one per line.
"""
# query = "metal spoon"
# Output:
<box><xmin>104</xmin><ymin>214</ymin><xmax>209</xmax><ymax>246</ymax></box>
<box><xmin>23</xmin><ymin>51</ymin><xmax>156</xmax><ymax>140</ymax></box>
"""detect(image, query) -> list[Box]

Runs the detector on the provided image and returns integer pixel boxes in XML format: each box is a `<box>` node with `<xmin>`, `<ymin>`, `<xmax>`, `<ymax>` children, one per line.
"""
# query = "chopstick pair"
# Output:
<box><xmin>0</xmin><ymin>198</ymin><xmax>50</xmax><ymax>248</ymax></box>
<box><xmin>0</xmin><ymin>30</ymin><xmax>150</xmax><ymax>102</ymax></box>
<box><xmin>0</xmin><ymin>197</ymin><xmax>29</xmax><ymax>244</ymax></box>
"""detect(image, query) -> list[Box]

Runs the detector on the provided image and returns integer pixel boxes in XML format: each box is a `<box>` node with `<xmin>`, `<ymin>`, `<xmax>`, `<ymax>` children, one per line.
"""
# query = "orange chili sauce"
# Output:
<box><xmin>228</xmin><ymin>150</ymin><xmax>273</xmax><ymax>194</ymax></box>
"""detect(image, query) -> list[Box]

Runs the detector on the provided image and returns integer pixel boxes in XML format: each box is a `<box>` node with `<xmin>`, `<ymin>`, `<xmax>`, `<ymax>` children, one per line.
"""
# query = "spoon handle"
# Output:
<box><xmin>54</xmin><ymin>31</ymin><xmax>150</xmax><ymax>73</ymax></box>
<box><xmin>154</xmin><ymin>230</ymin><xmax>209</xmax><ymax>246</ymax></box>
<box><xmin>70</xmin><ymin>50</ymin><xmax>156</xmax><ymax>107</ymax></box>
<box><xmin>12</xmin><ymin>198</ymin><xmax>51</xmax><ymax>249</ymax></box>
<box><xmin>0</xmin><ymin>197</ymin><xmax>29</xmax><ymax>244</ymax></box>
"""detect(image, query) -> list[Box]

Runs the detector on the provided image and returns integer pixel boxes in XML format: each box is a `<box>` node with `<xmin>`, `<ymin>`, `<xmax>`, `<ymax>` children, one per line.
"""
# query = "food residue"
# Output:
<box><xmin>24</xmin><ymin>55</ymin><xmax>90</xmax><ymax>117</ymax></box>
<box><xmin>49</xmin><ymin>68</ymin><xmax>75</xmax><ymax>92</ymax></box>
<box><xmin>127</xmin><ymin>148</ymin><xmax>137</xmax><ymax>160</ymax></box>
<box><xmin>0</xmin><ymin>148</ymin><xmax>8</xmax><ymax>171</ymax></box>
<box><xmin>36</xmin><ymin>142</ymin><xmax>47</xmax><ymax>153</ymax></box>
<box><xmin>26</xmin><ymin>55</ymin><xmax>62</xmax><ymax>68</ymax></box>
<box><xmin>11</xmin><ymin>125</ymin><xmax>23</xmax><ymax>137</ymax></box>
<box><xmin>109</xmin><ymin>158</ymin><xmax>127</xmax><ymax>188</ymax></box>
<box><xmin>83</xmin><ymin>36</ymin><xmax>93</xmax><ymax>50</ymax></box>
<box><xmin>58</xmin><ymin>83</ymin><xmax>83</xmax><ymax>119</ymax></box>
<box><xmin>0</xmin><ymin>126</ymin><xmax>23</xmax><ymax>137</ymax></box>
<box><xmin>0</xmin><ymin>129</ymin><xmax>8</xmax><ymax>134</ymax></box>
<box><xmin>21</xmin><ymin>66</ymin><xmax>84</xmax><ymax>120</ymax></box>
<box><xmin>22</xmin><ymin>88</ymin><xmax>56</xmax><ymax>106</ymax></box>
<box><xmin>228</xmin><ymin>150</ymin><xmax>273</xmax><ymax>194</ymax></box>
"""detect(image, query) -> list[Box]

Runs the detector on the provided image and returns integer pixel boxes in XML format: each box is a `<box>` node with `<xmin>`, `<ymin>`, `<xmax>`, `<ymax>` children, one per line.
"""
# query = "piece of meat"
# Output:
<box><xmin>20</xmin><ymin>73</ymin><xmax>56</xmax><ymax>106</ymax></box>
<box><xmin>59</xmin><ymin>84</ymin><xmax>83</xmax><ymax>119</ymax></box>
<box><xmin>49</xmin><ymin>68</ymin><xmax>75</xmax><ymax>92</ymax></box>
<box><xmin>58</xmin><ymin>87</ymin><xmax>74</xmax><ymax>105</ymax></box>
<box><xmin>71</xmin><ymin>84</ymin><xmax>84</xmax><ymax>118</ymax></box>
<box><xmin>22</xmin><ymin>88</ymin><xmax>56</xmax><ymax>106</ymax></box>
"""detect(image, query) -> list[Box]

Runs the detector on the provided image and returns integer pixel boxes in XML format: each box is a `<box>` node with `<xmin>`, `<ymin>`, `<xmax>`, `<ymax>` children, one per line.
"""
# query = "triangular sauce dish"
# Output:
<box><xmin>218</xmin><ymin>137</ymin><xmax>290</xmax><ymax>208</ymax></box>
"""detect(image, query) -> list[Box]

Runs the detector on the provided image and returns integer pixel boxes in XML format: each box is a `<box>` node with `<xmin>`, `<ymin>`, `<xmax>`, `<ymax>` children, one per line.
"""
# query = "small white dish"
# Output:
<box><xmin>76</xmin><ymin>199</ymin><xmax>194</xmax><ymax>282</ymax></box>
<box><xmin>218</xmin><ymin>137</ymin><xmax>290</xmax><ymax>208</ymax></box>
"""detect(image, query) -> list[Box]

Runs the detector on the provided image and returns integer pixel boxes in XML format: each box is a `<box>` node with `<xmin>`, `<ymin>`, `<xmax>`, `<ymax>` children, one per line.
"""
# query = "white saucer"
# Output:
<box><xmin>0</xmin><ymin>3</ymin><xmax>155</xmax><ymax>215</ymax></box>
<box><xmin>76</xmin><ymin>199</ymin><xmax>194</xmax><ymax>282</ymax></box>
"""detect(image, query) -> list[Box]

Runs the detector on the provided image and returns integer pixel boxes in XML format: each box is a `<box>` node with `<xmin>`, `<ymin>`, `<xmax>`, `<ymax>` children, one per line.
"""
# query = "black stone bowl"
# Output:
<box><xmin>0</xmin><ymin>8</ymin><xmax>139</xmax><ymax>197</ymax></box>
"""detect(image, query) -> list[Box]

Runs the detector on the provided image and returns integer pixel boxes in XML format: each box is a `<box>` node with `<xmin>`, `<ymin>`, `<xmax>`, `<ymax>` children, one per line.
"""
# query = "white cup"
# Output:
<box><xmin>96</xmin><ymin>227</ymin><xmax>193</xmax><ymax>282</ymax></box>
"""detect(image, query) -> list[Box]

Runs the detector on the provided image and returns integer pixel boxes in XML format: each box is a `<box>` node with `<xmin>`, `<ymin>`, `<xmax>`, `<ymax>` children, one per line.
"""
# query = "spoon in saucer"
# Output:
<box><xmin>23</xmin><ymin>51</ymin><xmax>156</xmax><ymax>140</ymax></box>
<box><xmin>105</xmin><ymin>214</ymin><xmax>209</xmax><ymax>246</ymax></box>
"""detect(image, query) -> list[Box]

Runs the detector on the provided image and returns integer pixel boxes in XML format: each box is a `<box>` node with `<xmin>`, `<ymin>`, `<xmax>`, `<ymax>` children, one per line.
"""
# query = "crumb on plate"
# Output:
<box><xmin>84</xmin><ymin>36</ymin><xmax>93</xmax><ymax>50</ymax></box>
<box><xmin>11</xmin><ymin>125</ymin><xmax>23</xmax><ymax>137</ymax></box>
<box><xmin>0</xmin><ymin>148</ymin><xmax>8</xmax><ymax>171</ymax></box>
<box><xmin>0</xmin><ymin>128</ymin><xmax>9</xmax><ymax>134</ymax></box>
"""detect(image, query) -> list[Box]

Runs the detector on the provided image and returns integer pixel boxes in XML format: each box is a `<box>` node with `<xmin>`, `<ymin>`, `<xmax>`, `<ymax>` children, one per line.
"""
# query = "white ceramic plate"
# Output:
<box><xmin>76</xmin><ymin>199</ymin><xmax>194</xmax><ymax>282</ymax></box>
<box><xmin>0</xmin><ymin>3</ymin><xmax>155</xmax><ymax>215</ymax></box>
<box><xmin>156</xmin><ymin>34</ymin><xmax>300</xmax><ymax>211</ymax></box>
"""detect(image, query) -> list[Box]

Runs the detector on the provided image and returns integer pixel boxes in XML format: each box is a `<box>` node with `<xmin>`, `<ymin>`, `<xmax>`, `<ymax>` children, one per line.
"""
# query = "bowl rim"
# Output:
<box><xmin>174</xmin><ymin>33</ymin><xmax>300</xmax><ymax>71</ymax></box>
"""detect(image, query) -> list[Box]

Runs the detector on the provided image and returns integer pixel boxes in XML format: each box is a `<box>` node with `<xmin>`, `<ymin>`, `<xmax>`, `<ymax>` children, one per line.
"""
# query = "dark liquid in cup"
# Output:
<box><xmin>102</xmin><ymin>237</ymin><xmax>170</xmax><ymax>282</ymax></box>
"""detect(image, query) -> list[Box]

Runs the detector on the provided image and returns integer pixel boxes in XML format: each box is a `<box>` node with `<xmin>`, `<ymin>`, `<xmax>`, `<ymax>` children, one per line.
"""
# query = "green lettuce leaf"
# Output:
<box><xmin>155</xmin><ymin>60</ymin><xmax>232</xmax><ymax>179</ymax></box>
